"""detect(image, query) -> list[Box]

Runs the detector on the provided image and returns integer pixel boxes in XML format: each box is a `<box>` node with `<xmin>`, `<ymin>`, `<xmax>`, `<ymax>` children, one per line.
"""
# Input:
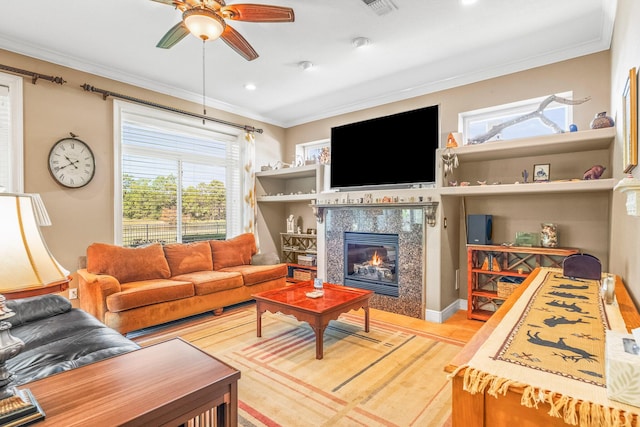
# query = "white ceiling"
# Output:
<box><xmin>0</xmin><ymin>0</ymin><xmax>615</xmax><ymax>128</ymax></box>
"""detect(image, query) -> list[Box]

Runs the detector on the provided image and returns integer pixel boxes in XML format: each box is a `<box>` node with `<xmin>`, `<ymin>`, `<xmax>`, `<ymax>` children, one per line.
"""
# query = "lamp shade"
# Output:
<box><xmin>183</xmin><ymin>8</ymin><xmax>226</xmax><ymax>41</ymax></box>
<box><xmin>0</xmin><ymin>194</ymin><xmax>69</xmax><ymax>292</ymax></box>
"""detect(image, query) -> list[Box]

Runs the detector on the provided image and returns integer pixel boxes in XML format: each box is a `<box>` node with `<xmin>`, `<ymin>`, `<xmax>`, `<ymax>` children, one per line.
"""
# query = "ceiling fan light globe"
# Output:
<box><xmin>183</xmin><ymin>8</ymin><xmax>226</xmax><ymax>41</ymax></box>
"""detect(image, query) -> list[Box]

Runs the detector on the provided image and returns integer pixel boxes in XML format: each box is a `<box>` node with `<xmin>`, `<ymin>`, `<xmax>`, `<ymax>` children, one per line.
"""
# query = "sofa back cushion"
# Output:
<box><xmin>164</xmin><ymin>241</ymin><xmax>213</xmax><ymax>276</ymax></box>
<box><xmin>86</xmin><ymin>242</ymin><xmax>171</xmax><ymax>283</ymax></box>
<box><xmin>210</xmin><ymin>233</ymin><xmax>257</xmax><ymax>270</ymax></box>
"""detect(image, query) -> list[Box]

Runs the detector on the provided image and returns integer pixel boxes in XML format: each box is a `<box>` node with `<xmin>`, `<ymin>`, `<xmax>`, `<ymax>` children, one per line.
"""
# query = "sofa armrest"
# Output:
<box><xmin>77</xmin><ymin>268</ymin><xmax>122</xmax><ymax>323</ymax></box>
<box><xmin>5</xmin><ymin>294</ymin><xmax>72</xmax><ymax>327</ymax></box>
<box><xmin>251</xmin><ymin>252</ymin><xmax>281</xmax><ymax>265</ymax></box>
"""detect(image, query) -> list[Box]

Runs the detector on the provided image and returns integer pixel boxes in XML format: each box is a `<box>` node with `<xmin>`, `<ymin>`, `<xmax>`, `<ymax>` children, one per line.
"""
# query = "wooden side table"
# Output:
<box><xmin>21</xmin><ymin>338</ymin><xmax>240</xmax><ymax>426</ymax></box>
<box><xmin>2</xmin><ymin>278</ymin><xmax>70</xmax><ymax>300</ymax></box>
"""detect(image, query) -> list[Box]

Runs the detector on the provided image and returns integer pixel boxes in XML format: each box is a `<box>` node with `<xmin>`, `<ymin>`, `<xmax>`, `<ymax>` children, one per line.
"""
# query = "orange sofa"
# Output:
<box><xmin>77</xmin><ymin>233</ymin><xmax>287</xmax><ymax>334</ymax></box>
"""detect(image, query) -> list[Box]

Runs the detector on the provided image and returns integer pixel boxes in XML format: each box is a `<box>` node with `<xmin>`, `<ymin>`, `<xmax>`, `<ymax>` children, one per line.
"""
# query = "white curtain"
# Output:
<box><xmin>243</xmin><ymin>131</ymin><xmax>257</xmax><ymax>244</ymax></box>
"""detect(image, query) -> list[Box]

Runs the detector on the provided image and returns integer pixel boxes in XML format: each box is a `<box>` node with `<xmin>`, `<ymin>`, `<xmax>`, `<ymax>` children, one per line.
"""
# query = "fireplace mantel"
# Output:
<box><xmin>311</xmin><ymin>201</ymin><xmax>438</xmax><ymax>225</ymax></box>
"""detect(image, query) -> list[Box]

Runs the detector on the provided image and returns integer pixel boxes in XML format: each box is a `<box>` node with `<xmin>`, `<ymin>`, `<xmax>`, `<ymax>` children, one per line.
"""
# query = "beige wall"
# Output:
<box><xmin>2</xmin><ymin>49</ymin><xmax>285</xmax><ymax>290</ymax></box>
<box><xmin>609</xmin><ymin>0</ymin><xmax>640</xmax><ymax>309</ymax></box>
<box><xmin>287</xmin><ymin>52</ymin><xmax>614</xmax><ymax>311</ymax></box>
<box><xmin>286</xmin><ymin>53</ymin><xmax>611</xmax><ymax>155</ymax></box>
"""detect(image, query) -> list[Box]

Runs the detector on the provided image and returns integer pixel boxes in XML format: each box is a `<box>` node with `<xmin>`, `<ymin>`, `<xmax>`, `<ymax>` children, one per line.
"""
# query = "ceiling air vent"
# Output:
<box><xmin>361</xmin><ymin>0</ymin><xmax>398</xmax><ymax>16</ymax></box>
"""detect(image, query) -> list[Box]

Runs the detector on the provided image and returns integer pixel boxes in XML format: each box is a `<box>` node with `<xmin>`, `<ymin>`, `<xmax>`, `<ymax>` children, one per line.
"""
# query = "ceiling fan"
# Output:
<box><xmin>152</xmin><ymin>0</ymin><xmax>295</xmax><ymax>61</ymax></box>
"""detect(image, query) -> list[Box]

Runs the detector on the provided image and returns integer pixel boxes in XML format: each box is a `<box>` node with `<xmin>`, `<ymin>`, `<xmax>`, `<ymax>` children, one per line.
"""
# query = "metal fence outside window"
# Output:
<box><xmin>123</xmin><ymin>221</ymin><xmax>226</xmax><ymax>247</ymax></box>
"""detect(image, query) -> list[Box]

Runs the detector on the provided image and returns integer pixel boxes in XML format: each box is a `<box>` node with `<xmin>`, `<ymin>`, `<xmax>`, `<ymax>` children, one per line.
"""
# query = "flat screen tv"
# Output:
<box><xmin>330</xmin><ymin>104</ymin><xmax>440</xmax><ymax>190</ymax></box>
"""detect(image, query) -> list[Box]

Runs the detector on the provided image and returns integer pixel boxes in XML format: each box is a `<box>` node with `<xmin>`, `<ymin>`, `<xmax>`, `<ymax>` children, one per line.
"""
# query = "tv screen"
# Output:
<box><xmin>330</xmin><ymin>105</ymin><xmax>440</xmax><ymax>190</ymax></box>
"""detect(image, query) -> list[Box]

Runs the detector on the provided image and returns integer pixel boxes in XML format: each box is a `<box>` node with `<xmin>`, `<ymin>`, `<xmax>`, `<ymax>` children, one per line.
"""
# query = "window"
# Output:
<box><xmin>0</xmin><ymin>72</ymin><xmax>24</xmax><ymax>192</ymax></box>
<box><xmin>459</xmin><ymin>92</ymin><xmax>575</xmax><ymax>145</ymax></box>
<box><xmin>295</xmin><ymin>139</ymin><xmax>330</xmax><ymax>166</ymax></box>
<box><xmin>114</xmin><ymin>101</ymin><xmax>245</xmax><ymax>247</ymax></box>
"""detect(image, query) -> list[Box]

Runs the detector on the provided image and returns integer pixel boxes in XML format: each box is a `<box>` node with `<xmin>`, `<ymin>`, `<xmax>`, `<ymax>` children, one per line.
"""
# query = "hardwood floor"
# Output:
<box><xmin>369</xmin><ymin>307</ymin><xmax>484</xmax><ymax>343</ymax></box>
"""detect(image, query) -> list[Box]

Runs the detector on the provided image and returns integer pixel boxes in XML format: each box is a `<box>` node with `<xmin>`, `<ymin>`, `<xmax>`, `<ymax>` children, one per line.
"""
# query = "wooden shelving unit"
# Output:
<box><xmin>281</xmin><ymin>233</ymin><xmax>318</xmax><ymax>283</ymax></box>
<box><xmin>467</xmin><ymin>244</ymin><xmax>579</xmax><ymax>321</ymax></box>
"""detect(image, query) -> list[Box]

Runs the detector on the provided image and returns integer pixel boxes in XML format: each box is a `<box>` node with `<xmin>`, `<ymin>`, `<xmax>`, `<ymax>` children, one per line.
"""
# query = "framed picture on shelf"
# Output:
<box><xmin>622</xmin><ymin>66</ymin><xmax>638</xmax><ymax>173</ymax></box>
<box><xmin>533</xmin><ymin>164</ymin><xmax>550</xmax><ymax>182</ymax></box>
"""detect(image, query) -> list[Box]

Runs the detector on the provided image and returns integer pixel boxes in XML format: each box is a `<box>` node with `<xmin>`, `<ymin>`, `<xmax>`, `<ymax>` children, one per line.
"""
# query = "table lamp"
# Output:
<box><xmin>0</xmin><ymin>192</ymin><xmax>69</xmax><ymax>424</ymax></box>
<box><xmin>0</xmin><ymin>193</ymin><xmax>70</xmax><ymax>295</ymax></box>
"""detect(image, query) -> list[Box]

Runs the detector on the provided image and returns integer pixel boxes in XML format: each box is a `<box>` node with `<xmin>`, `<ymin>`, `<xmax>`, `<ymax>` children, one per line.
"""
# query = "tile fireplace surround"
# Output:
<box><xmin>324</xmin><ymin>206</ymin><xmax>424</xmax><ymax>318</ymax></box>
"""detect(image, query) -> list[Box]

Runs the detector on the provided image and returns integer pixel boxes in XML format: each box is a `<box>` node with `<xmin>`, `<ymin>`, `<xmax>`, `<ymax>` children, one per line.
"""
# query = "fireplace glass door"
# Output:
<box><xmin>344</xmin><ymin>232</ymin><xmax>399</xmax><ymax>297</ymax></box>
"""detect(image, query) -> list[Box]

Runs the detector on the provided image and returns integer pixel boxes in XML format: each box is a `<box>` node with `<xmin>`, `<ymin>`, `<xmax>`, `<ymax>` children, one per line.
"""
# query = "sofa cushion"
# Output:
<box><xmin>220</xmin><ymin>263</ymin><xmax>287</xmax><ymax>286</ymax></box>
<box><xmin>171</xmin><ymin>270</ymin><xmax>244</xmax><ymax>296</ymax></box>
<box><xmin>87</xmin><ymin>242</ymin><xmax>171</xmax><ymax>283</ymax></box>
<box><xmin>210</xmin><ymin>233</ymin><xmax>257</xmax><ymax>270</ymax></box>
<box><xmin>106</xmin><ymin>279</ymin><xmax>194</xmax><ymax>312</ymax></box>
<box><xmin>6</xmin><ymin>294</ymin><xmax>72</xmax><ymax>327</ymax></box>
<box><xmin>164</xmin><ymin>241</ymin><xmax>213</xmax><ymax>276</ymax></box>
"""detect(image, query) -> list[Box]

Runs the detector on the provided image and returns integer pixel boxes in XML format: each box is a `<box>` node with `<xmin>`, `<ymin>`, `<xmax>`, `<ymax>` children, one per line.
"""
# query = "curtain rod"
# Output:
<box><xmin>0</xmin><ymin>63</ymin><xmax>262</xmax><ymax>134</ymax></box>
<box><xmin>80</xmin><ymin>84</ymin><xmax>263</xmax><ymax>134</ymax></box>
<box><xmin>0</xmin><ymin>63</ymin><xmax>66</xmax><ymax>85</ymax></box>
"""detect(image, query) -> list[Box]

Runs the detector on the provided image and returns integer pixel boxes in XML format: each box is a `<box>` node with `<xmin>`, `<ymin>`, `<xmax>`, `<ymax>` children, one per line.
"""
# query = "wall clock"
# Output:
<box><xmin>48</xmin><ymin>136</ymin><xmax>96</xmax><ymax>188</ymax></box>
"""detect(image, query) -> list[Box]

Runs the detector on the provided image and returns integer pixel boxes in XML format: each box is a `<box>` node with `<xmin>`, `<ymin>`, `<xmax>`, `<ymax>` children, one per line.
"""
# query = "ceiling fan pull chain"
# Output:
<box><xmin>202</xmin><ymin>39</ymin><xmax>206</xmax><ymax>125</ymax></box>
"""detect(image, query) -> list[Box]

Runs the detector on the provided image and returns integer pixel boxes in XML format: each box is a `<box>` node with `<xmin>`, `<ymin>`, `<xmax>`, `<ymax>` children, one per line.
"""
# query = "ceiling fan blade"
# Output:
<box><xmin>221</xmin><ymin>25</ymin><xmax>259</xmax><ymax>61</ymax></box>
<box><xmin>221</xmin><ymin>4</ymin><xmax>295</xmax><ymax>22</ymax></box>
<box><xmin>149</xmin><ymin>0</ymin><xmax>196</xmax><ymax>7</ymax></box>
<box><xmin>150</xmin><ymin>0</ymin><xmax>179</xmax><ymax>5</ymax></box>
<box><xmin>156</xmin><ymin>21</ymin><xmax>190</xmax><ymax>49</ymax></box>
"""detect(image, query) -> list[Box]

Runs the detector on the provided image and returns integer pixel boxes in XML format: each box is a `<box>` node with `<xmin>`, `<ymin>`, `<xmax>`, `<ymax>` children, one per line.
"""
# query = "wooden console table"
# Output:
<box><xmin>21</xmin><ymin>338</ymin><xmax>240</xmax><ymax>426</ymax></box>
<box><xmin>445</xmin><ymin>268</ymin><xmax>640</xmax><ymax>427</ymax></box>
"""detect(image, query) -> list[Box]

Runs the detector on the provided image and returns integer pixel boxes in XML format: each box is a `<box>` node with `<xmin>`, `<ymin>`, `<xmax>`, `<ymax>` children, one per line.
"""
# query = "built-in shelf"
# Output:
<box><xmin>257</xmin><ymin>193</ymin><xmax>317</xmax><ymax>202</ymax></box>
<box><xmin>440</xmin><ymin>178</ymin><xmax>616</xmax><ymax>196</ymax></box>
<box><xmin>255</xmin><ymin>164</ymin><xmax>323</xmax><ymax>203</ymax></box>
<box><xmin>448</xmin><ymin>127</ymin><xmax>615</xmax><ymax>163</ymax></box>
<box><xmin>256</xmin><ymin>164</ymin><xmax>319</xmax><ymax>179</ymax></box>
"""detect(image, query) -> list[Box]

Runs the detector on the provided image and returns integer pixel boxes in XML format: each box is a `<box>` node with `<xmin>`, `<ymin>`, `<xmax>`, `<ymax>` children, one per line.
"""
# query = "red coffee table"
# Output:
<box><xmin>252</xmin><ymin>281</ymin><xmax>373</xmax><ymax>359</ymax></box>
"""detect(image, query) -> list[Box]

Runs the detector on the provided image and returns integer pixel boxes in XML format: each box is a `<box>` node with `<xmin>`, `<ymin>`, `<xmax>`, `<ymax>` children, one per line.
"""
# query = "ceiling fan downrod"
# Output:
<box><xmin>202</xmin><ymin>40</ymin><xmax>206</xmax><ymax>124</ymax></box>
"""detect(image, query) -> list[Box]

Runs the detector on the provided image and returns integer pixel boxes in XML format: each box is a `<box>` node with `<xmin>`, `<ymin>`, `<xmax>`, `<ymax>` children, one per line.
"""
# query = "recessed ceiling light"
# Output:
<box><xmin>460</xmin><ymin>0</ymin><xmax>478</xmax><ymax>5</ymax></box>
<box><xmin>352</xmin><ymin>37</ymin><xmax>371</xmax><ymax>48</ymax></box>
<box><xmin>298</xmin><ymin>61</ymin><xmax>314</xmax><ymax>71</ymax></box>
<box><xmin>244</xmin><ymin>83</ymin><xmax>256</xmax><ymax>91</ymax></box>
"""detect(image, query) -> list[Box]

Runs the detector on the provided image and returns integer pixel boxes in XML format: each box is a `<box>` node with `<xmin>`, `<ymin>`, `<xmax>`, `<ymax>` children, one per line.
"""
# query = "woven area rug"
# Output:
<box><xmin>452</xmin><ymin>268</ymin><xmax>640</xmax><ymax>427</ymax></box>
<box><xmin>134</xmin><ymin>305</ymin><xmax>464</xmax><ymax>427</ymax></box>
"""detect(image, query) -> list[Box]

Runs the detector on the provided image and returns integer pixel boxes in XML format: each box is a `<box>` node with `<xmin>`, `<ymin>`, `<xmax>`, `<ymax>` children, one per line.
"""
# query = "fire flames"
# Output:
<box><xmin>370</xmin><ymin>251</ymin><xmax>382</xmax><ymax>266</ymax></box>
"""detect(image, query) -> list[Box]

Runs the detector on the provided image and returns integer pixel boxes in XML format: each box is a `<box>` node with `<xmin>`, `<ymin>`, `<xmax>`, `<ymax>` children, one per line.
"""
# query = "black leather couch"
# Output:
<box><xmin>5</xmin><ymin>294</ymin><xmax>140</xmax><ymax>386</ymax></box>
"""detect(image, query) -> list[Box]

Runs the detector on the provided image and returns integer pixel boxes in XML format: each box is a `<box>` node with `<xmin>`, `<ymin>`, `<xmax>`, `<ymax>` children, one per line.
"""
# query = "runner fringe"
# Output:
<box><xmin>454</xmin><ymin>366</ymin><xmax>637</xmax><ymax>427</ymax></box>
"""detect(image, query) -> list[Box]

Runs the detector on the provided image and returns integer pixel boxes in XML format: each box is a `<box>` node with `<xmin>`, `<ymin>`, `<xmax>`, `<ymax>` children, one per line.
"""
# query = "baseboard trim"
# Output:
<box><xmin>425</xmin><ymin>299</ymin><xmax>466</xmax><ymax>323</ymax></box>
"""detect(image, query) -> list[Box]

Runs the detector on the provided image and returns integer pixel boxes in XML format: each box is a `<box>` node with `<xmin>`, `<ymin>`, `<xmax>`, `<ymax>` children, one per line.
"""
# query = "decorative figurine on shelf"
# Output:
<box><xmin>590</xmin><ymin>112</ymin><xmax>615</xmax><ymax>129</ymax></box>
<box><xmin>319</xmin><ymin>147</ymin><xmax>331</xmax><ymax>165</ymax></box>
<box><xmin>569</xmin><ymin>124</ymin><xmax>578</xmax><ymax>132</ymax></box>
<box><xmin>540</xmin><ymin>223</ymin><xmax>558</xmax><ymax>248</ymax></box>
<box><xmin>286</xmin><ymin>215</ymin><xmax>295</xmax><ymax>233</ymax></box>
<box><xmin>442</xmin><ymin>132</ymin><xmax>460</xmax><ymax>177</ymax></box>
<box><xmin>522</xmin><ymin>169</ymin><xmax>529</xmax><ymax>183</ymax></box>
<box><xmin>583</xmin><ymin>164</ymin><xmax>606</xmax><ymax>180</ymax></box>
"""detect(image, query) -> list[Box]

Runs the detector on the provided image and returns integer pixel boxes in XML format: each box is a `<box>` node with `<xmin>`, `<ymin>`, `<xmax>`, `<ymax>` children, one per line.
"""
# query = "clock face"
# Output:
<box><xmin>48</xmin><ymin>138</ymin><xmax>96</xmax><ymax>188</ymax></box>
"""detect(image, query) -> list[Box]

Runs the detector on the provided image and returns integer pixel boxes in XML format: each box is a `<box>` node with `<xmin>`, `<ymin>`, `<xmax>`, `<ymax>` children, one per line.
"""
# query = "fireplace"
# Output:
<box><xmin>325</xmin><ymin>206</ymin><xmax>424</xmax><ymax>319</ymax></box>
<box><xmin>344</xmin><ymin>232</ymin><xmax>399</xmax><ymax>297</ymax></box>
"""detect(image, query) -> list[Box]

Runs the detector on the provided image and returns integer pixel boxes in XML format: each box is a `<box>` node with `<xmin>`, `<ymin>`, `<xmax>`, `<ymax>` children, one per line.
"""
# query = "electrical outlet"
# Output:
<box><xmin>69</xmin><ymin>288</ymin><xmax>78</xmax><ymax>299</ymax></box>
